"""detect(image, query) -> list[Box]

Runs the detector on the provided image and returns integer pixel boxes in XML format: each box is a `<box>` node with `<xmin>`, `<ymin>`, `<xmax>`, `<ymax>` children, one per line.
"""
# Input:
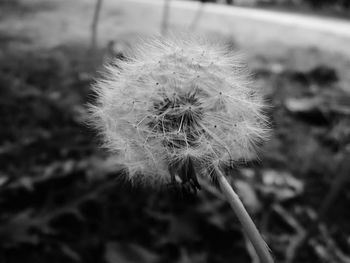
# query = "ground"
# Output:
<box><xmin>0</xmin><ymin>1</ymin><xmax>350</xmax><ymax>263</ymax></box>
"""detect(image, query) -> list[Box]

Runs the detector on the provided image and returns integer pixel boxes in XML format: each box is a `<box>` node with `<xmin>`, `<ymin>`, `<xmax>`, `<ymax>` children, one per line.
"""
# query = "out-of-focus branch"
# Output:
<box><xmin>190</xmin><ymin>2</ymin><xmax>205</xmax><ymax>30</ymax></box>
<box><xmin>91</xmin><ymin>0</ymin><xmax>103</xmax><ymax>51</ymax></box>
<box><xmin>161</xmin><ymin>0</ymin><xmax>171</xmax><ymax>35</ymax></box>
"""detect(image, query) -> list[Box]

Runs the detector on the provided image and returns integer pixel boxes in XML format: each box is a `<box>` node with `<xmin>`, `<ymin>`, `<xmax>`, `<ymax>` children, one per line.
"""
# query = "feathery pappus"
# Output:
<box><xmin>89</xmin><ymin>35</ymin><xmax>269</xmax><ymax>190</ymax></box>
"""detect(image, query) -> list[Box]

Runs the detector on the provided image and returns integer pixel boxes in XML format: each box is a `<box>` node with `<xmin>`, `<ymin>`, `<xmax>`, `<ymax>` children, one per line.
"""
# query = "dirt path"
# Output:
<box><xmin>1</xmin><ymin>0</ymin><xmax>350</xmax><ymax>57</ymax></box>
<box><xmin>132</xmin><ymin>0</ymin><xmax>350</xmax><ymax>37</ymax></box>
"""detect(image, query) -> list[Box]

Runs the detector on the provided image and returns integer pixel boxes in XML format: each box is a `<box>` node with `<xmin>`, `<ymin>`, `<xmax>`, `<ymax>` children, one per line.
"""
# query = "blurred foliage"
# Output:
<box><xmin>248</xmin><ymin>0</ymin><xmax>350</xmax><ymax>9</ymax></box>
<box><xmin>0</xmin><ymin>29</ymin><xmax>350</xmax><ymax>263</ymax></box>
<box><xmin>302</xmin><ymin>0</ymin><xmax>350</xmax><ymax>9</ymax></box>
<box><xmin>193</xmin><ymin>0</ymin><xmax>350</xmax><ymax>16</ymax></box>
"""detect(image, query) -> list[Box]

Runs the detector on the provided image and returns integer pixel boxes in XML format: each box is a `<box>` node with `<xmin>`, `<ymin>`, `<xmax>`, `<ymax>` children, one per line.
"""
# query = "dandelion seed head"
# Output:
<box><xmin>89</xmin><ymin>35</ymin><xmax>269</xmax><ymax>187</ymax></box>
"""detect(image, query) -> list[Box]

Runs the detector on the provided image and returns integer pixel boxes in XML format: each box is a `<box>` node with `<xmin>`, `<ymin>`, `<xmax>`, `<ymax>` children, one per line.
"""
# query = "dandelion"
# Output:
<box><xmin>89</xmin><ymin>35</ymin><xmax>273</xmax><ymax>263</ymax></box>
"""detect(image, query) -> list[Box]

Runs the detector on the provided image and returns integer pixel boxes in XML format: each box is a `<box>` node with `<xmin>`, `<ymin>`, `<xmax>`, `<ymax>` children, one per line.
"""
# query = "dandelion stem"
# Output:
<box><xmin>216</xmin><ymin>168</ymin><xmax>274</xmax><ymax>263</ymax></box>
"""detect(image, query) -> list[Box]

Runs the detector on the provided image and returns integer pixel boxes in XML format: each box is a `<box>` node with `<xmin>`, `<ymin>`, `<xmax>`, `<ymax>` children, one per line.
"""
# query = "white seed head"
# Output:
<box><xmin>89</xmin><ymin>35</ymin><xmax>269</xmax><ymax>187</ymax></box>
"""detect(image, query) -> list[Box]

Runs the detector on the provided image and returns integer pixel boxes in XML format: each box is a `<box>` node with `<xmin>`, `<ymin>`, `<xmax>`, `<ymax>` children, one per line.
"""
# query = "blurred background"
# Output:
<box><xmin>0</xmin><ymin>0</ymin><xmax>350</xmax><ymax>262</ymax></box>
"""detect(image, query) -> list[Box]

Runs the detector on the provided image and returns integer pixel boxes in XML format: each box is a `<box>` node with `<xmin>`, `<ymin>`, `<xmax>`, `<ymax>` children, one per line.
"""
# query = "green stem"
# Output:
<box><xmin>216</xmin><ymin>168</ymin><xmax>274</xmax><ymax>263</ymax></box>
